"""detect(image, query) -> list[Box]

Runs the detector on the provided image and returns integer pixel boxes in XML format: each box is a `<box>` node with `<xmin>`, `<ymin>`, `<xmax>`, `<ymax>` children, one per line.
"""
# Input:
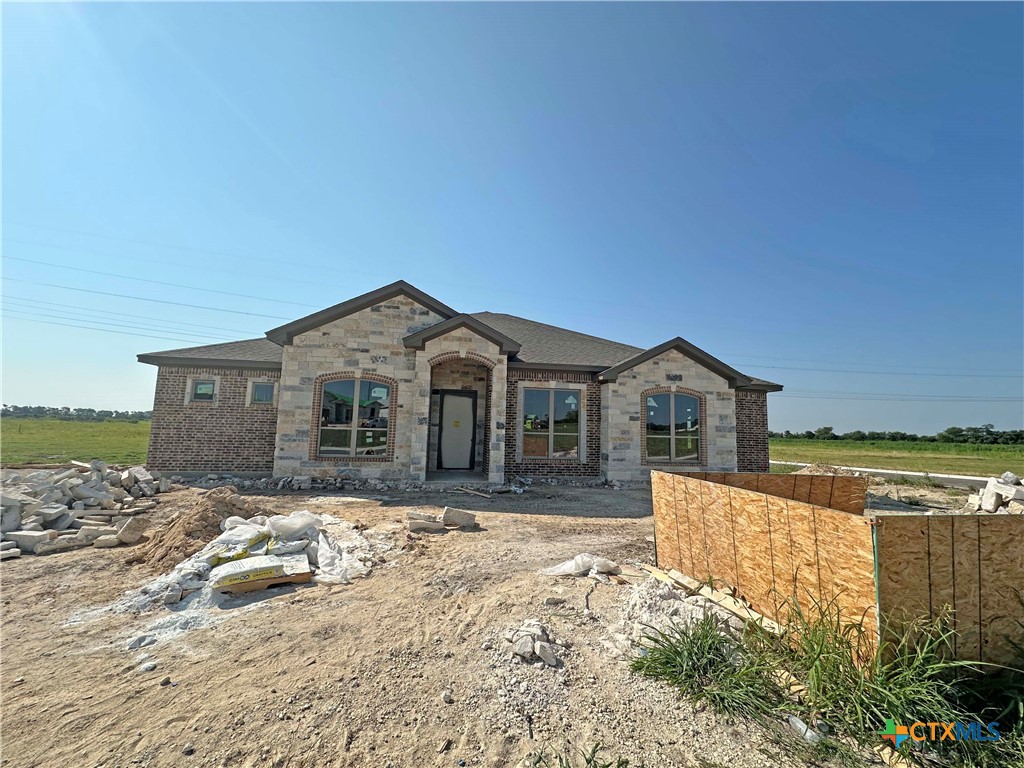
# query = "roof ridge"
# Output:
<box><xmin>471</xmin><ymin>311</ymin><xmax>642</xmax><ymax>352</ymax></box>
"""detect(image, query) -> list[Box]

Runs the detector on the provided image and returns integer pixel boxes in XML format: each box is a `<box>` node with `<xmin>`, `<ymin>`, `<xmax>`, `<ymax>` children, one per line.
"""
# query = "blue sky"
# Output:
<box><xmin>3</xmin><ymin>2</ymin><xmax>1022</xmax><ymax>433</ymax></box>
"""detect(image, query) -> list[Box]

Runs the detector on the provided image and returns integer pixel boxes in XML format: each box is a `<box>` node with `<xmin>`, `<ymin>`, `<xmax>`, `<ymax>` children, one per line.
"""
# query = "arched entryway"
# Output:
<box><xmin>426</xmin><ymin>354</ymin><xmax>493</xmax><ymax>479</ymax></box>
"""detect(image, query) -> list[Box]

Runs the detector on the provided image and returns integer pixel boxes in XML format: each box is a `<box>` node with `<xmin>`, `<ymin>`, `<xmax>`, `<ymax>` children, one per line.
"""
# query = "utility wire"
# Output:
<box><xmin>1</xmin><ymin>278</ymin><xmax>293</xmax><ymax>320</ymax></box>
<box><xmin>744</xmin><ymin>364</ymin><xmax>1021</xmax><ymax>379</ymax></box>
<box><xmin>1</xmin><ymin>307</ymin><xmax>247</xmax><ymax>343</ymax></box>
<box><xmin>4</xmin><ymin>255</ymin><xmax>320</xmax><ymax>308</ymax></box>
<box><xmin>1</xmin><ymin>314</ymin><xmax>238</xmax><ymax>345</ymax></box>
<box><xmin>1</xmin><ymin>294</ymin><xmax>262</xmax><ymax>336</ymax></box>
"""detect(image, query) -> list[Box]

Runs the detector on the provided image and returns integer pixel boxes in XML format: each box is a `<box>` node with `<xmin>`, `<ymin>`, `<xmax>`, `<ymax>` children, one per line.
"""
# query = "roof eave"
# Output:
<box><xmin>137</xmin><ymin>354</ymin><xmax>282</xmax><ymax>370</ymax></box>
<box><xmin>736</xmin><ymin>382</ymin><xmax>785</xmax><ymax>393</ymax></box>
<box><xmin>266</xmin><ymin>280</ymin><xmax>459</xmax><ymax>346</ymax></box>
<box><xmin>597</xmin><ymin>337</ymin><xmax>753</xmax><ymax>388</ymax></box>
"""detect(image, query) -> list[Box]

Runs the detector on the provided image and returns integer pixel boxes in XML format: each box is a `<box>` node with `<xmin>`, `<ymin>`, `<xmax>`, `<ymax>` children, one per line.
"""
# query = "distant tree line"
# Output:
<box><xmin>769</xmin><ymin>424</ymin><xmax>1024</xmax><ymax>445</ymax></box>
<box><xmin>1</xmin><ymin>405</ymin><xmax>152</xmax><ymax>422</ymax></box>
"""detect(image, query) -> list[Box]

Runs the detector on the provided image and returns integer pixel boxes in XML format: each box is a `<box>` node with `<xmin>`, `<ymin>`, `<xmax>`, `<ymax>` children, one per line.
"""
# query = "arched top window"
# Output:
<box><xmin>318</xmin><ymin>378</ymin><xmax>392</xmax><ymax>457</ymax></box>
<box><xmin>645</xmin><ymin>391</ymin><xmax>700</xmax><ymax>463</ymax></box>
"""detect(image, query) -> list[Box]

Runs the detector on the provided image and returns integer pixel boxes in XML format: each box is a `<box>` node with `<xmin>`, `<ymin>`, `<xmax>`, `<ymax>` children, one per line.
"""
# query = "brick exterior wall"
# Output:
<box><xmin>601</xmin><ymin>349</ymin><xmax>737</xmax><ymax>482</ymax></box>
<box><xmin>735</xmin><ymin>389</ymin><xmax>770</xmax><ymax>472</ymax></box>
<box><xmin>147</xmin><ymin>366</ymin><xmax>280</xmax><ymax>473</ymax></box>
<box><xmin>504</xmin><ymin>369</ymin><xmax>602</xmax><ymax>477</ymax></box>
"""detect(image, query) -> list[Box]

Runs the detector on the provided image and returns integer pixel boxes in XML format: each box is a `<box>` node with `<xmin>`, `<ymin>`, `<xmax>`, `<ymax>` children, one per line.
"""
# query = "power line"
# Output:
<box><xmin>784</xmin><ymin>388</ymin><xmax>1022</xmax><ymax>400</ymax></box>
<box><xmin>1</xmin><ymin>314</ymin><xmax>237</xmax><ymax>345</ymax></box>
<box><xmin>1</xmin><ymin>277</ymin><xmax>293</xmax><ymax>320</ymax></box>
<box><xmin>744</xmin><ymin>363</ymin><xmax>1022</xmax><ymax>379</ymax></box>
<box><xmin>1</xmin><ymin>294</ymin><xmax>262</xmax><ymax>336</ymax></box>
<box><xmin>723</xmin><ymin>353</ymin><xmax>1019</xmax><ymax>375</ymax></box>
<box><xmin>1</xmin><ymin>307</ymin><xmax>247</xmax><ymax>343</ymax></box>
<box><xmin>4</xmin><ymin>254</ymin><xmax>320</xmax><ymax>308</ymax></box>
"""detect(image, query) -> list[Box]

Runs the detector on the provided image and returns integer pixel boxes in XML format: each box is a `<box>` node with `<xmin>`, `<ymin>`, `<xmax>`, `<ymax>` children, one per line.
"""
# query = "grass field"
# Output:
<box><xmin>770</xmin><ymin>439</ymin><xmax>1024</xmax><ymax>477</ymax></box>
<box><xmin>1</xmin><ymin>419</ymin><xmax>150</xmax><ymax>466</ymax></box>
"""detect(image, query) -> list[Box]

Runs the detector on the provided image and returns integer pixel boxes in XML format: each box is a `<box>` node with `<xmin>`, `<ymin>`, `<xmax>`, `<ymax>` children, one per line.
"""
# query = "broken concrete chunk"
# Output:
<box><xmin>408</xmin><ymin>519</ymin><xmax>446</xmax><ymax>533</ymax></box>
<box><xmin>93</xmin><ymin>535</ymin><xmax>121</xmax><ymax>548</ymax></box>
<box><xmin>512</xmin><ymin>635</ymin><xmax>536</xmax><ymax>660</ymax></box>
<box><xmin>35</xmin><ymin>536</ymin><xmax>92</xmax><ymax>555</ymax></box>
<box><xmin>407</xmin><ymin>510</ymin><xmax>441</xmax><ymax>523</ymax></box>
<box><xmin>441</xmin><ymin>507</ymin><xmax>478</xmax><ymax>528</ymax></box>
<box><xmin>534</xmin><ymin>641</ymin><xmax>562</xmax><ymax>668</ymax></box>
<box><xmin>76</xmin><ymin>526</ymin><xmax>119</xmax><ymax>543</ymax></box>
<box><xmin>5</xmin><ymin>530</ymin><xmax>54</xmax><ymax>553</ymax></box>
<box><xmin>980</xmin><ymin>486</ymin><xmax>1004</xmax><ymax>513</ymax></box>
<box><xmin>1</xmin><ymin>508</ymin><xmax>21</xmax><ymax>533</ymax></box>
<box><xmin>989</xmin><ymin>481</ymin><xmax>1024</xmax><ymax>502</ymax></box>
<box><xmin>0</xmin><ymin>549</ymin><xmax>21</xmax><ymax>561</ymax></box>
<box><xmin>116</xmin><ymin>517</ymin><xmax>150</xmax><ymax>544</ymax></box>
<box><xmin>1000</xmin><ymin>471</ymin><xmax>1021</xmax><ymax>486</ymax></box>
<box><xmin>129</xmin><ymin>466</ymin><xmax>154</xmax><ymax>484</ymax></box>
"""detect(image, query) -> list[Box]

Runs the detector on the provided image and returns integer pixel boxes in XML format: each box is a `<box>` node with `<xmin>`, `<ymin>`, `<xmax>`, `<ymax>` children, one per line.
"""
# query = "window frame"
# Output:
<box><xmin>517</xmin><ymin>382</ymin><xmax>586</xmax><ymax>462</ymax></box>
<box><xmin>643</xmin><ymin>389</ymin><xmax>703</xmax><ymax>465</ymax></box>
<box><xmin>188</xmin><ymin>378</ymin><xmax>216</xmax><ymax>403</ymax></box>
<box><xmin>313</xmin><ymin>374</ymin><xmax>395</xmax><ymax>461</ymax></box>
<box><xmin>249</xmin><ymin>380</ymin><xmax>276</xmax><ymax>405</ymax></box>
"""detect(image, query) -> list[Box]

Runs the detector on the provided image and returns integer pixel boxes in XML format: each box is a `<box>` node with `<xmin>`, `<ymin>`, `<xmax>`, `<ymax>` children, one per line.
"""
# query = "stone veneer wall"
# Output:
<box><xmin>427</xmin><ymin>357</ymin><xmax>490</xmax><ymax>472</ymax></box>
<box><xmin>411</xmin><ymin>334</ymin><xmax>507</xmax><ymax>484</ymax></box>
<box><xmin>601</xmin><ymin>349</ymin><xmax>737</xmax><ymax>482</ymax></box>
<box><xmin>735</xmin><ymin>389</ymin><xmax>770</xmax><ymax>472</ymax></box>
<box><xmin>147</xmin><ymin>366</ymin><xmax>280</xmax><ymax>473</ymax></box>
<box><xmin>273</xmin><ymin>296</ymin><xmax>445</xmax><ymax>478</ymax></box>
<box><xmin>503</xmin><ymin>369</ymin><xmax>602</xmax><ymax>477</ymax></box>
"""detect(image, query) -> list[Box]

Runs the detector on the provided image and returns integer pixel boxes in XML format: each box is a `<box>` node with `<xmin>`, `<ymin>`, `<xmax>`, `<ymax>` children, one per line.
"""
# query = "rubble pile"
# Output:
<box><xmin>962</xmin><ymin>471</ymin><xmax>1024</xmax><ymax>514</ymax></box>
<box><xmin>0</xmin><ymin>461</ymin><xmax>173</xmax><ymax>559</ymax></box>
<box><xmin>501</xmin><ymin>619</ymin><xmax>567</xmax><ymax>668</ymax></box>
<box><xmin>171</xmin><ymin>473</ymin><xmax>628</xmax><ymax>494</ymax></box>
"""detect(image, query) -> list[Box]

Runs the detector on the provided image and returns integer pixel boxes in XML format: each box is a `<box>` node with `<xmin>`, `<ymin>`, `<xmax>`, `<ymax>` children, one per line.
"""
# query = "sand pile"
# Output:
<box><xmin>125</xmin><ymin>486</ymin><xmax>266</xmax><ymax>571</ymax></box>
<box><xmin>794</xmin><ymin>463</ymin><xmax>858</xmax><ymax>476</ymax></box>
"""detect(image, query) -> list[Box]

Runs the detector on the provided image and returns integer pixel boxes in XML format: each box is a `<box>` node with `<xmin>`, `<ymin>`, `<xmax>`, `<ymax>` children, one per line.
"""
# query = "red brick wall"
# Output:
<box><xmin>147</xmin><ymin>366</ymin><xmax>280</xmax><ymax>473</ymax></box>
<box><xmin>504</xmin><ymin>370</ymin><xmax>602</xmax><ymax>477</ymax></box>
<box><xmin>735</xmin><ymin>389</ymin><xmax>769</xmax><ymax>472</ymax></box>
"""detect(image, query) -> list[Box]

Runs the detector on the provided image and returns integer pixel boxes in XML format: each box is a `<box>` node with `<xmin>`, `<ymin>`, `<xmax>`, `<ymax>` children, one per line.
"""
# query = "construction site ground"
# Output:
<box><xmin>0</xmin><ymin>481</ymin><xmax>968</xmax><ymax>768</ymax></box>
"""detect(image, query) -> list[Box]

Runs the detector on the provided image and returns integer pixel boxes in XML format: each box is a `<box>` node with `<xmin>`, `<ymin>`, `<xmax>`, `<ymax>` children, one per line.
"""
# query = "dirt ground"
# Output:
<box><xmin>0</xmin><ymin>484</ymin><xmax>828</xmax><ymax>768</ymax></box>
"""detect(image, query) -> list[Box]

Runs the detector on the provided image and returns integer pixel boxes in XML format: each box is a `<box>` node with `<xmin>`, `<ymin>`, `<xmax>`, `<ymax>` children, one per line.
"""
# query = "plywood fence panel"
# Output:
<box><xmin>672</xmin><ymin>472</ymin><xmax>867</xmax><ymax>514</ymax></box>
<box><xmin>702</xmin><ymin>481</ymin><xmax>738</xmax><ymax>588</ymax></box>
<box><xmin>977</xmin><ymin>516</ymin><xmax>1024</xmax><ymax>666</ymax></box>
<box><xmin>766</xmin><ymin>494</ymin><xmax>798</xmax><ymax>612</ymax></box>
<box><xmin>686</xmin><ymin>476</ymin><xmax>713</xmax><ymax>581</ymax></box>
<box><xmin>729</xmin><ymin>486</ymin><xmax>776</xmax><ymax>612</ymax></box>
<box><xmin>651</xmin><ymin>470</ymin><xmax>681</xmax><ymax>573</ymax></box>
<box><xmin>926</xmin><ymin>516</ymin><xmax>957</xmax><ymax>627</ymax></box>
<box><xmin>952</xmin><ymin>516</ymin><xmax>983</xmax><ymax>662</ymax></box>
<box><xmin>875</xmin><ymin>516</ymin><xmax>932</xmax><ymax>627</ymax></box>
<box><xmin>786</xmin><ymin>501</ymin><xmax>825</xmax><ymax>619</ymax></box>
<box><xmin>671</xmin><ymin>474</ymin><xmax>696</xmax><ymax>578</ymax></box>
<box><xmin>814</xmin><ymin>505</ymin><xmax>878</xmax><ymax>631</ymax></box>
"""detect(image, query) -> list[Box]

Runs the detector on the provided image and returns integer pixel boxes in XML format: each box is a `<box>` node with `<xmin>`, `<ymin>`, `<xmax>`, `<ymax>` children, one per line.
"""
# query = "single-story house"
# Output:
<box><xmin>138</xmin><ymin>281</ymin><xmax>781</xmax><ymax>483</ymax></box>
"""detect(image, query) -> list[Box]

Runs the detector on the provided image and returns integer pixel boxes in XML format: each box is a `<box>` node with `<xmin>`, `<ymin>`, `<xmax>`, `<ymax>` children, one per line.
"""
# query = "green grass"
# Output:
<box><xmin>0</xmin><ymin>418</ymin><xmax>150</xmax><ymax>465</ymax></box>
<box><xmin>770</xmin><ymin>439</ymin><xmax>1024</xmax><ymax>477</ymax></box>
<box><xmin>631</xmin><ymin>595</ymin><xmax>1024</xmax><ymax>768</ymax></box>
<box><xmin>528</xmin><ymin>744</ymin><xmax>628</xmax><ymax>768</ymax></box>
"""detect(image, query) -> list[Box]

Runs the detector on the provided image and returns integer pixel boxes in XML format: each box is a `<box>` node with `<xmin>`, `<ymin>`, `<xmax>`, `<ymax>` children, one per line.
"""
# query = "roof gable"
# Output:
<box><xmin>598</xmin><ymin>337</ymin><xmax>753</xmax><ymax>388</ymax></box>
<box><xmin>265</xmin><ymin>280</ymin><xmax>458</xmax><ymax>345</ymax></box>
<box><xmin>403</xmin><ymin>314</ymin><xmax>522</xmax><ymax>355</ymax></box>
<box><xmin>470</xmin><ymin>312</ymin><xmax>642</xmax><ymax>368</ymax></box>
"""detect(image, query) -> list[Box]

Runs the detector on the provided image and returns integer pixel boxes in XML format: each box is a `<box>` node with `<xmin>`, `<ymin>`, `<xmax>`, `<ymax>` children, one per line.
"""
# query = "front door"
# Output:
<box><xmin>438</xmin><ymin>391</ymin><xmax>476</xmax><ymax>470</ymax></box>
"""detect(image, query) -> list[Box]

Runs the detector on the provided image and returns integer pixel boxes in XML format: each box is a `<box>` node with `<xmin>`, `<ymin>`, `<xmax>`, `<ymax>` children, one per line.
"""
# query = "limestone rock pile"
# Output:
<box><xmin>0</xmin><ymin>461</ymin><xmax>173</xmax><ymax>558</ymax></box>
<box><xmin>962</xmin><ymin>471</ymin><xmax>1024</xmax><ymax>514</ymax></box>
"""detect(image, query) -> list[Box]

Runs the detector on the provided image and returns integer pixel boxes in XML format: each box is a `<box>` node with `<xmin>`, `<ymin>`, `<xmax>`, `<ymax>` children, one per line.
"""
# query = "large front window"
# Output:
<box><xmin>319</xmin><ymin>378</ymin><xmax>391</xmax><ymax>457</ymax></box>
<box><xmin>646</xmin><ymin>392</ymin><xmax>700</xmax><ymax>462</ymax></box>
<box><xmin>523</xmin><ymin>388</ymin><xmax>580</xmax><ymax>458</ymax></box>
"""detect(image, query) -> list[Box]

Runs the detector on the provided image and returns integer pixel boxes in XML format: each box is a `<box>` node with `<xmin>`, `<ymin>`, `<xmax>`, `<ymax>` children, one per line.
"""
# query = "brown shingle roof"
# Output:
<box><xmin>137</xmin><ymin>338</ymin><xmax>282</xmax><ymax>369</ymax></box>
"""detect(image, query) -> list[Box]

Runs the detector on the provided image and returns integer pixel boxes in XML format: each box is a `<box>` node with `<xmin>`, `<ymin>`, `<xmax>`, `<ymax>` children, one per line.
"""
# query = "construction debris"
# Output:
<box><xmin>502</xmin><ymin>620</ymin><xmax>566</xmax><ymax>668</ymax></box>
<box><xmin>961</xmin><ymin>472</ymin><xmax>1024</xmax><ymax>514</ymax></box>
<box><xmin>405</xmin><ymin>506</ymin><xmax>478</xmax><ymax>533</ymax></box>
<box><xmin>0</xmin><ymin>461</ymin><xmax>173</xmax><ymax>556</ymax></box>
<box><xmin>539</xmin><ymin>553</ymin><xmax>620</xmax><ymax>579</ymax></box>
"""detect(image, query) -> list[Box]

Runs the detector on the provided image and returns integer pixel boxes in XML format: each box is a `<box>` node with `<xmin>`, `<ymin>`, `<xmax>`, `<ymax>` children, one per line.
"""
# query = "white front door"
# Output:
<box><xmin>439</xmin><ymin>392</ymin><xmax>475</xmax><ymax>470</ymax></box>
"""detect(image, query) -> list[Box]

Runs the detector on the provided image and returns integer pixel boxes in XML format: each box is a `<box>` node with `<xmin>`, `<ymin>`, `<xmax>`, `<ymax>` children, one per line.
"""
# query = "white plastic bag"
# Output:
<box><xmin>539</xmin><ymin>553</ymin><xmax>620</xmax><ymax>577</ymax></box>
<box><xmin>267</xmin><ymin>511</ymin><xmax>322</xmax><ymax>541</ymax></box>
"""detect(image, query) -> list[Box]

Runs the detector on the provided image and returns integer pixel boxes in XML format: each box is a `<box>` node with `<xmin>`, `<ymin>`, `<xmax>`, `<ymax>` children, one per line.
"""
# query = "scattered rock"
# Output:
<box><xmin>181</xmin><ymin>743</ymin><xmax>194</xmax><ymax>756</ymax></box>
<box><xmin>441</xmin><ymin>689</ymin><xmax>454</xmax><ymax>704</ymax></box>
<box><xmin>137</xmin><ymin>662</ymin><xmax>158</xmax><ymax>673</ymax></box>
<box><xmin>160</xmin><ymin>676</ymin><xmax>172</xmax><ymax>687</ymax></box>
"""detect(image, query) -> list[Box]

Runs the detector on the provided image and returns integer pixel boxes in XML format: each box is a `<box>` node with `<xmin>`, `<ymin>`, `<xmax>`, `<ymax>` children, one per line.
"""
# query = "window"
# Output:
<box><xmin>251</xmin><ymin>382</ymin><xmax>275</xmax><ymax>404</ymax></box>
<box><xmin>523</xmin><ymin>388</ymin><xmax>580</xmax><ymax>459</ymax></box>
<box><xmin>318</xmin><ymin>378</ymin><xmax>391</xmax><ymax>457</ymax></box>
<box><xmin>646</xmin><ymin>392</ymin><xmax>700</xmax><ymax>462</ymax></box>
<box><xmin>191</xmin><ymin>380</ymin><xmax>215</xmax><ymax>401</ymax></box>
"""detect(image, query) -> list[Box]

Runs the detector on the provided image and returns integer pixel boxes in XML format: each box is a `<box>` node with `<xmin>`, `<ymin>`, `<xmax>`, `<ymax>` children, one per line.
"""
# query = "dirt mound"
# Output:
<box><xmin>125</xmin><ymin>486</ymin><xmax>268</xmax><ymax>571</ymax></box>
<box><xmin>794</xmin><ymin>463</ymin><xmax>858</xmax><ymax>476</ymax></box>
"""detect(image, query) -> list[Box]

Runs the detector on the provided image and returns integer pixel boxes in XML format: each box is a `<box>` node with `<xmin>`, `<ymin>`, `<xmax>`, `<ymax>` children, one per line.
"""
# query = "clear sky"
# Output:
<box><xmin>2</xmin><ymin>2</ymin><xmax>1022</xmax><ymax>433</ymax></box>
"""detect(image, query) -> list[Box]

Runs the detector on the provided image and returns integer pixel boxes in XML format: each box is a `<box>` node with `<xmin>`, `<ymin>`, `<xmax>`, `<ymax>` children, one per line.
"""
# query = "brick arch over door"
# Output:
<box><xmin>309</xmin><ymin>371</ymin><xmax>399</xmax><ymax>463</ymax></box>
<box><xmin>639</xmin><ymin>385</ymin><xmax>709</xmax><ymax>468</ymax></box>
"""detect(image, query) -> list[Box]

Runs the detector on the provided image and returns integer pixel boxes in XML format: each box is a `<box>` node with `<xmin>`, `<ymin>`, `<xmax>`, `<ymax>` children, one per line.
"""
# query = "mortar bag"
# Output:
<box><xmin>266</xmin><ymin>511</ymin><xmax>323</xmax><ymax>542</ymax></box>
<box><xmin>267</xmin><ymin>537</ymin><xmax>311</xmax><ymax>556</ymax></box>
<box><xmin>208</xmin><ymin>554</ymin><xmax>286</xmax><ymax>591</ymax></box>
<box><xmin>221</xmin><ymin>515</ymin><xmax>251</xmax><ymax>532</ymax></box>
<box><xmin>197</xmin><ymin>524</ymin><xmax>270</xmax><ymax>566</ymax></box>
